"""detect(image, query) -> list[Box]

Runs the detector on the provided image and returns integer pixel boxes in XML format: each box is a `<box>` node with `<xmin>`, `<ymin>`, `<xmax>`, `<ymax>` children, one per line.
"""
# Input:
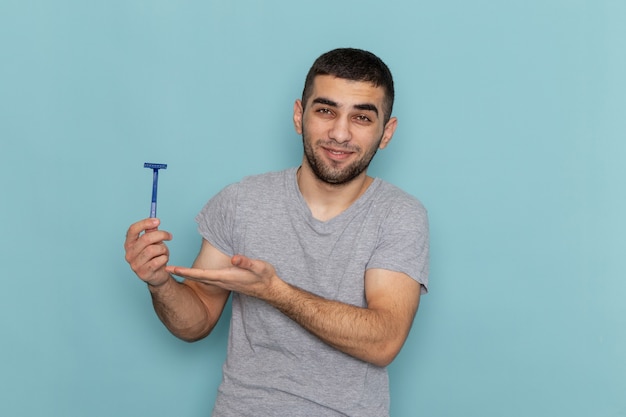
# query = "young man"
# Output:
<box><xmin>125</xmin><ymin>48</ymin><xmax>429</xmax><ymax>416</ymax></box>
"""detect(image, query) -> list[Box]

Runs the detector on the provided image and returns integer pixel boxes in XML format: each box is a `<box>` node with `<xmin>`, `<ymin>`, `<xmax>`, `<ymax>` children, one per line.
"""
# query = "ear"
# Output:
<box><xmin>293</xmin><ymin>100</ymin><xmax>304</xmax><ymax>135</ymax></box>
<box><xmin>378</xmin><ymin>117</ymin><xmax>398</xmax><ymax>150</ymax></box>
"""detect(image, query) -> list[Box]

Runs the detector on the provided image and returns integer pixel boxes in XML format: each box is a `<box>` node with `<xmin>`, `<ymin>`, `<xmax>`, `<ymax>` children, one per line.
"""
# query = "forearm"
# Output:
<box><xmin>163</xmin><ymin>255</ymin><xmax>419</xmax><ymax>364</ymax></box>
<box><xmin>267</xmin><ymin>280</ymin><xmax>405</xmax><ymax>367</ymax></box>
<box><xmin>148</xmin><ymin>275</ymin><xmax>215</xmax><ymax>342</ymax></box>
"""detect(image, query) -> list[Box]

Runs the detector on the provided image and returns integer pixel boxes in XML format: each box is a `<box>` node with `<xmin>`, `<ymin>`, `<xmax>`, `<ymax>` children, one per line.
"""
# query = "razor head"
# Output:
<box><xmin>144</xmin><ymin>162</ymin><xmax>168</xmax><ymax>170</ymax></box>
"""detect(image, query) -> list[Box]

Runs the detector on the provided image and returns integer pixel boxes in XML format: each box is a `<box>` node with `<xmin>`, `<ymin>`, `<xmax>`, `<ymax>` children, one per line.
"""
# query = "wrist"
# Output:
<box><xmin>147</xmin><ymin>274</ymin><xmax>173</xmax><ymax>291</ymax></box>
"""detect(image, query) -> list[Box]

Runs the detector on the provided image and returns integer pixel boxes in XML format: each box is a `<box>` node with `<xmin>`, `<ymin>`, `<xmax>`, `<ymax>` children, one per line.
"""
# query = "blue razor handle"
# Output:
<box><xmin>144</xmin><ymin>163</ymin><xmax>167</xmax><ymax>218</ymax></box>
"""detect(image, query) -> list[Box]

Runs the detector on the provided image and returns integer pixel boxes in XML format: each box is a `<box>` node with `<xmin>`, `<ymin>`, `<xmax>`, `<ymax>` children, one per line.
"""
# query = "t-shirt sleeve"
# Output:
<box><xmin>195</xmin><ymin>183</ymin><xmax>239</xmax><ymax>257</ymax></box>
<box><xmin>367</xmin><ymin>198</ymin><xmax>430</xmax><ymax>293</ymax></box>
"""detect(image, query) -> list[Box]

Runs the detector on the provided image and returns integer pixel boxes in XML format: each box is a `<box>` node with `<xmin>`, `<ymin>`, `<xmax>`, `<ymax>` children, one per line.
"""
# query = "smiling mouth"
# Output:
<box><xmin>323</xmin><ymin>147</ymin><xmax>354</xmax><ymax>160</ymax></box>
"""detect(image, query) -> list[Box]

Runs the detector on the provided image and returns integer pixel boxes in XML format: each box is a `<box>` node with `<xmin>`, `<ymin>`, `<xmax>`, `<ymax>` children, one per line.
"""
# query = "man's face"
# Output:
<box><xmin>294</xmin><ymin>75</ymin><xmax>397</xmax><ymax>185</ymax></box>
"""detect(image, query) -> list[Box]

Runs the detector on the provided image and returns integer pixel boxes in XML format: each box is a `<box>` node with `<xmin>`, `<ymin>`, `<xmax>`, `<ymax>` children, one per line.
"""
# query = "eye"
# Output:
<box><xmin>315</xmin><ymin>107</ymin><xmax>335</xmax><ymax>118</ymax></box>
<box><xmin>354</xmin><ymin>114</ymin><xmax>372</xmax><ymax>123</ymax></box>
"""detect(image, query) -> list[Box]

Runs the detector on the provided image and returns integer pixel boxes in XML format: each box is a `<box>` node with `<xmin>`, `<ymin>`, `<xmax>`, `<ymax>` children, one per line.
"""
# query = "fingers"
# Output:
<box><xmin>133</xmin><ymin>240</ymin><xmax>170</xmax><ymax>267</ymax></box>
<box><xmin>231</xmin><ymin>255</ymin><xmax>270</xmax><ymax>276</ymax></box>
<box><xmin>164</xmin><ymin>265</ymin><xmax>186</xmax><ymax>276</ymax></box>
<box><xmin>125</xmin><ymin>218</ymin><xmax>159</xmax><ymax>241</ymax></box>
<box><xmin>231</xmin><ymin>254</ymin><xmax>252</xmax><ymax>269</ymax></box>
<box><xmin>124</xmin><ymin>219</ymin><xmax>171</xmax><ymax>250</ymax></box>
<box><xmin>126</xmin><ymin>217</ymin><xmax>158</xmax><ymax>236</ymax></box>
<box><xmin>166</xmin><ymin>257</ymin><xmax>277</xmax><ymax>299</ymax></box>
<box><xmin>166</xmin><ymin>265</ymin><xmax>216</xmax><ymax>282</ymax></box>
<box><xmin>124</xmin><ymin>218</ymin><xmax>173</xmax><ymax>285</ymax></box>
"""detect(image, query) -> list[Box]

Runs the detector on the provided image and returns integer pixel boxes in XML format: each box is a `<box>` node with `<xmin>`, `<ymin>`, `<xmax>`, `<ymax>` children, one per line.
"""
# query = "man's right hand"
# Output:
<box><xmin>124</xmin><ymin>218</ymin><xmax>173</xmax><ymax>287</ymax></box>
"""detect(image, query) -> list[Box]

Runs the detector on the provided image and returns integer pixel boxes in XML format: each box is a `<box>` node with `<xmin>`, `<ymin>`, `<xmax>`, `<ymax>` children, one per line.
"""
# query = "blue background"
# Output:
<box><xmin>1</xmin><ymin>1</ymin><xmax>625</xmax><ymax>416</ymax></box>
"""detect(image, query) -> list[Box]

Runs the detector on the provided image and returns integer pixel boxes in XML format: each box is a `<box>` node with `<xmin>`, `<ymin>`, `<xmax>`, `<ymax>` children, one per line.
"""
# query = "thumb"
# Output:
<box><xmin>231</xmin><ymin>255</ymin><xmax>277</xmax><ymax>285</ymax></box>
<box><xmin>231</xmin><ymin>254</ymin><xmax>255</xmax><ymax>270</ymax></box>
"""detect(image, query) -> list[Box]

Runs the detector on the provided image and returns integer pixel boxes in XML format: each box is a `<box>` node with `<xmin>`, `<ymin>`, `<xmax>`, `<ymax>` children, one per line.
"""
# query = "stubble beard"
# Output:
<box><xmin>301</xmin><ymin>131</ymin><xmax>382</xmax><ymax>186</ymax></box>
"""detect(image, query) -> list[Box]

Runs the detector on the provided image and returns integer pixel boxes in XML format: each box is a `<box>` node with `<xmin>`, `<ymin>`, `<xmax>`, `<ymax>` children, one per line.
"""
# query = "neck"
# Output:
<box><xmin>296</xmin><ymin>160</ymin><xmax>373</xmax><ymax>222</ymax></box>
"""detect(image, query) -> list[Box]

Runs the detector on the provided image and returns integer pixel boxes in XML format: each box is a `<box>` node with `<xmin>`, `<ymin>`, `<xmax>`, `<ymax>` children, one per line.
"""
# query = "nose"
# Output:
<box><xmin>328</xmin><ymin>117</ymin><xmax>351</xmax><ymax>144</ymax></box>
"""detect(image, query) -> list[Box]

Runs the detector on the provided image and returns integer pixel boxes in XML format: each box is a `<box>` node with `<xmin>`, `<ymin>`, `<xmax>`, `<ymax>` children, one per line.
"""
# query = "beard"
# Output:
<box><xmin>302</xmin><ymin>130</ymin><xmax>382</xmax><ymax>186</ymax></box>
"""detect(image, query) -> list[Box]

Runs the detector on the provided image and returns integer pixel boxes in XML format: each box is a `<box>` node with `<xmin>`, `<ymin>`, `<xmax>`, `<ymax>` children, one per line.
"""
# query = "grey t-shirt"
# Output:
<box><xmin>196</xmin><ymin>167</ymin><xmax>429</xmax><ymax>417</ymax></box>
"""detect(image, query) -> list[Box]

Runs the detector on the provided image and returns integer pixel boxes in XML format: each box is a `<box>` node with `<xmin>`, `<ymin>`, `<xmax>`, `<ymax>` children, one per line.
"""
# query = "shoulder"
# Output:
<box><xmin>233</xmin><ymin>168</ymin><xmax>296</xmax><ymax>192</ymax></box>
<box><xmin>372</xmin><ymin>179</ymin><xmax>428</xmax><ymax>220</ymax></box>
<box><xmin>366</xmin><ymin>180</ymin><xmax>429</xmax><ymax>242</ymax></box>
<box><xmin>215</xmin><ymin>168</ymin><xmax>295</xmax><ymax>197</ymax></box>
<box><xmin>214</xmin><ymin>168</ymin><xmax>297</xmax><ymax>216</ymax></box>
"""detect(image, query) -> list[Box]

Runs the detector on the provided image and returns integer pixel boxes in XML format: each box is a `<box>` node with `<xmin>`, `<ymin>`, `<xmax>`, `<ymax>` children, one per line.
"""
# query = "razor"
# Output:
<box><xmin>144</xmin><ymin>162</ymin><xmax>167</xmax><ymax>218</ymax></box>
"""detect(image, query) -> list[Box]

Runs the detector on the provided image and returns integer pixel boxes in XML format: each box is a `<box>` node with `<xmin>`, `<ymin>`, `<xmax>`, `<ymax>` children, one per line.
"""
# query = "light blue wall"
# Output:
<box><xmin>1</xmin><ymin>1</ymin><xmax>624</xmax><ymax>416</ymax></box>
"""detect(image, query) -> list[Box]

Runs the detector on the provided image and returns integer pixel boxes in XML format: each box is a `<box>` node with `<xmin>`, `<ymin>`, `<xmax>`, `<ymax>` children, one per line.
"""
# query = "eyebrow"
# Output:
<box><xmin>312</xmin><ymin>97</ymin><xmax>338</xmax><ymax>107</ymax></box>
<box><xmin>312</xmin><ymin>97</ymin><xmax>379</xmax><ymax>117</ymax></box>
<box><xmin>354</xmin><ymin>103</ymin><xmax>379</xmax><ymax>116</ymax></box>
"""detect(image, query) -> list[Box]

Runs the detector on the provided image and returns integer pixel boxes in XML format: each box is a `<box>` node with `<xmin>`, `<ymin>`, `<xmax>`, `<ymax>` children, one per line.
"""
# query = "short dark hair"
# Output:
<box><xmin>301</xmin><ymin>48</ymin><xmax>395</xmax><ymax>124</ymax></box>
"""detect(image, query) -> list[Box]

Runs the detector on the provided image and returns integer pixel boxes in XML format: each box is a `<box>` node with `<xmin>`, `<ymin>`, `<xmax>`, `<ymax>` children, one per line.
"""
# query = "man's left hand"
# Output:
<box><xmin>165</xmin><ymin>255</ymin><xmax>278</xmax><ymax>300</ymax></box>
